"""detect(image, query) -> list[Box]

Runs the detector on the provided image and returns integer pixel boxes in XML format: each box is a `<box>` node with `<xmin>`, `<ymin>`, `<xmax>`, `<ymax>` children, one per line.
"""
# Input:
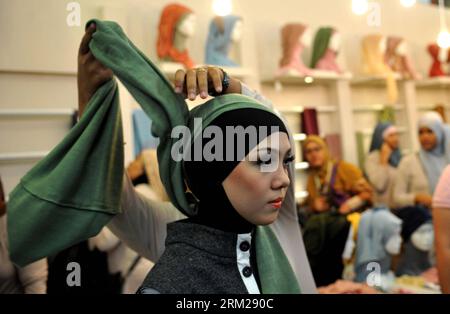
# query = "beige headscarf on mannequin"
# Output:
<box><xmin>362</xmin><ymin>34</ymin><xmax>398</xmax><ymax>104</ymax></box>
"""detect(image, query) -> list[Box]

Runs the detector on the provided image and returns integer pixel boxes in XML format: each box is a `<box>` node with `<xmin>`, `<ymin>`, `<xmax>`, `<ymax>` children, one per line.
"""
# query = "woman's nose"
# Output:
<box><xmin>271</xmin><ymin>165</ymin><xmax>290</xmax><ymax>190</ymax></box>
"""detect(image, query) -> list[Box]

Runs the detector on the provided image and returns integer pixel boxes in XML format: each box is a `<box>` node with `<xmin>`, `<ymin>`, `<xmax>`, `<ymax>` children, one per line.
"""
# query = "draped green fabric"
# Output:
<box><xmin>256</xmin><ymin>226</ymin><xmax>301</xmax><ymax>294</ymax></box>
<box><xmin>310</xmin><ymin>27</ymin><xmax>333</xmax><ymax>69</ymax></box>
<box><xmin>7</xmin><ymin>19</ymin><xmax>301</xmax><ymax>293</ymax></box>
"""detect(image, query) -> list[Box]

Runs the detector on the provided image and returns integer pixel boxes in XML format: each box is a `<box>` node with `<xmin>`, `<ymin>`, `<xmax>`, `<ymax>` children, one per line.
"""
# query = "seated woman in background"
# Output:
<box><xmin>393</xmin><ymin>112</ymin><xmax>450</xmax><ymax>276</ymax></box>
<box><xmin>302</xmin><ymin>135</ymin><xmax>373</xmax><ymax>287</ymax></box>
<box><xmin>365</xmin><ymin>122</ymin><xmax>401</xmax><ymax>208</ymax></box>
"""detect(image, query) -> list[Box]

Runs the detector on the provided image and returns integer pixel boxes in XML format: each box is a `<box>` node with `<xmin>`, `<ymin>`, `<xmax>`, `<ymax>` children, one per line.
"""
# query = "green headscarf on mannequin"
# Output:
<box><xmin>310</xmin><ymin>27</ymin><xmax>334</xmax><ymax>69</ymax></box>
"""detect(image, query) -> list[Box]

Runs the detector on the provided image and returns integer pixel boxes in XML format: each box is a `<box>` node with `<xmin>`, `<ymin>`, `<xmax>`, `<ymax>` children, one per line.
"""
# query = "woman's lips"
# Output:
<box><xmin>269</xmin><ymin>198</ymin><xmax>283</xmax><ymax>209</ymax></box>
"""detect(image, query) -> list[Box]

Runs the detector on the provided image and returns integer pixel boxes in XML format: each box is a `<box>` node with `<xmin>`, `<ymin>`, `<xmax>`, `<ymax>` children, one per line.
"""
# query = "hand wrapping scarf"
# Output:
<box><xmin>7</xmin><ymin>19</ymin><xmax>301</xmax><ymax>294</ymax></box>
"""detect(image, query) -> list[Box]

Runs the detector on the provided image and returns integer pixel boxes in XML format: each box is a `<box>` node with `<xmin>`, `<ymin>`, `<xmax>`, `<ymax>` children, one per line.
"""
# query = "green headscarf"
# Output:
<box><xmin>310</xmin><ymin>27</ymin><xmax>334</xmax><ymax>69</ymax></box>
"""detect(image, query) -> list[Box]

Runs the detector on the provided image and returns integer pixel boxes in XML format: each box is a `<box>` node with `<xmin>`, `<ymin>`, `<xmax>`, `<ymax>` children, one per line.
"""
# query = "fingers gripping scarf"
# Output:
<box><xmin>7</xmin><ymin>20</ymin><xmax>300</xmax><ymax>293</ymax></box>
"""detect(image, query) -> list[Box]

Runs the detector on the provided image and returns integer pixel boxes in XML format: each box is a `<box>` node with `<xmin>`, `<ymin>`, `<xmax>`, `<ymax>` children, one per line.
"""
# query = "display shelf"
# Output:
<box><xmin>350</xmin><ymin>73</ymin><xmax>403</xmax><ymax>87</ymax></box>
<box><xmin>0</xmin><ymin>69</ymin><xmax>77</xmax><ymax>77</ymax></box>
<box><xmin>414</xmin><ymin>77</ymin><xmax>450</xmax><ymax>88</ymax></box>
<box><xmin>277</xmin><ymin>105</ymin><xmax>337</xmax><ymax>114</ymax></box>
<box><xmin>293</xmin><ymin>133</ymin><xmax>307</xmax><ymax>142</ymax></box>
<box><xmin>264</xmin><ymin>71</ymin><xmax>352</xmax><ymax>87</ymax></box>
<box><xmin>352</xmin><ymin>104</ymin><xmax>404</xmax><ymax>112</ymax></box>
<box><xmin>295</xmin><ymin>162</ymin><xmax>309</xmax><ymax>170</ymax></box>
<box><xmin>358</xmin><ymin>126</ymin><xmax>408</xmax><ymax>136</ymax></box>
<box><xmin>0</xmin><ymin>151</ymin><xmax>48</xmax><ymax>162</ymax></box>
<box><xmin>0</xmin><ymin>108</ymin><xmax>75</xmax><ymax>117</ymax></box>
<box><xmin>295</xmin><ymin>190</ymin><xmax>309</xmax><ymax>200</ymax></box>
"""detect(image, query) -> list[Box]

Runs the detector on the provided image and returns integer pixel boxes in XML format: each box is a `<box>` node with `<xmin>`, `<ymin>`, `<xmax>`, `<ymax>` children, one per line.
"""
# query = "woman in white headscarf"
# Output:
<box><xmin>393</xmin><ymin>111</ymin><xmax>450</xmax><ymax>276</ymax></box>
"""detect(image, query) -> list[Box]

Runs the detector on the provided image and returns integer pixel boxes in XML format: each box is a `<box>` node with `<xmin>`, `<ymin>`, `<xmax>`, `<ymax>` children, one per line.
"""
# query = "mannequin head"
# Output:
<box><xmin>230</xmin><ymin>19</ymin><xmax>243</xmax><ymax>42</ymax></box>
<box><xmin>279</xmin><ymin>23</ymin><xmax>310</xmax><ymax>68</ymax></box>
<box><xmin>157</xmin><ymin>3</ymin><xmax>195</xmax><ymax>68</ymax></box>
<box><xmin>177</xmin><ymin>13</ymin><xmax>197</xmax><ymax>37</ymax></box>
<box><xmin>329</xmin><ymin>31</ymin><xmax>342</xmax><ymax>52</ymax></box>
<box><xmin>379</xmin><ymin>36</ymin><xmax>387</xmax><ymax>54</ymax></box>
<box><xmin>300</xmin><ymin>27</ymin><xmax>313</xmax><ymax>47</ymax></box>
<box><xmin>438</xmin><ymin>46</ymin><xmax>449</xmax><ymax>63</ymax></box>
<box><xmin>395</xmin><ymin>40</ymin><xmax>407</xmax><ymax>56</ymax></box>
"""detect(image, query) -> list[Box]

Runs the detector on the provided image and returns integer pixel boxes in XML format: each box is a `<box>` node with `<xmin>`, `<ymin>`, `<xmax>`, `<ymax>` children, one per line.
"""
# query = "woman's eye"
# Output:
<box><xmin>283</xmin><ymin>155</ymin><xmax>295</xmax><ymax>166</ymax></box>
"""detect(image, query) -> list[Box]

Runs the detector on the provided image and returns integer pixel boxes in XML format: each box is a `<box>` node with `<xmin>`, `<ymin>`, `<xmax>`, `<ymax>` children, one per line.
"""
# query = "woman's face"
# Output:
<box><xmin>222</xmin><ymin>132</ymin><xmax>292</xmax><ymax>226</ymax></box>
<box><xmin>419</xmin><ymin>127</ymin><xmax>438</xmax><ymax>151</ymax></box>
<box><xmin>304</xmin><ymin>141</ymin><xmax>326</xmax><ymax>168</ymax></box>
<box><xmin>385</xmin><ymin>132</ymin><xmax>399</xmax><ymax>150</ymax></box>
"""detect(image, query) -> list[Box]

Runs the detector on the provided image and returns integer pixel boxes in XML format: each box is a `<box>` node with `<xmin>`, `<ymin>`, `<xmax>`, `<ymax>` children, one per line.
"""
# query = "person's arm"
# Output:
<box><xmin>393</xmin><ymin>157</ymin><xmax>416</xmax><ymax>208</ymax></box>
<box><xmin>433</xmin><ymin>207</ymin><xmax>450</xmax><ymax>293</ymax></box>
<box><xmin>338</xmin><ymin>163</ymin><xmax>372</xmax><ymax>214</ymax></box>
<box><xmin>364</xmin><ymin>152</ymin><xmax>390</xmax><ymax>193</ymax></box>
<box><xmin>17</xmin><ymin>259</ymin><xmax>48</xmax><ymax>294</ymax></box>
<box><xmin>107</xmin><ymin>174</ymin><xmax>185</xmax><ymax>263</ymax></box>
<box><xmin>432</xmin><ymin>165</ymin><xmax>450</xmax><ymax>293</ymax></box>
<box><xmin>78</xmin><ymin>23</ymin><xmax>113</xmax><ymax>117</ymax></box>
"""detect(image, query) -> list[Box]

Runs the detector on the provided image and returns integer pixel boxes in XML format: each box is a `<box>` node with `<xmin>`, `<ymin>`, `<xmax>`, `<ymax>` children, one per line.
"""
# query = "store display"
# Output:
<box><xmin>277</xmin><ymin>23</ymin><xmax>313</xmax><ymax>76</ymax></box>
<box><xmin>361</xmin><ymin>34</ymin><xmax>398</xmax><ymax>104</ymax></box>
<box><xmin>310</xmin><ymin>27</ymin><xmax>343</xmax><ymax>74</ymax></box>
<box><xmin>427</xmin><ymin>43</ymin><xmax>448</xmax><ymax>77</ymax></box>
<box><xmin>157</xmin><ymin>3</ymin><xmax>196</xmax><ymax>69</ymax></box>
<box><xmin>205</xmin><ymin>15</ymin><xmax>243</xmax><ymax>67</ymax></box>
<box><xmin>384</xmin><ymin>36</ymin><xmax>420</xmax><ymax>80</ymax></box>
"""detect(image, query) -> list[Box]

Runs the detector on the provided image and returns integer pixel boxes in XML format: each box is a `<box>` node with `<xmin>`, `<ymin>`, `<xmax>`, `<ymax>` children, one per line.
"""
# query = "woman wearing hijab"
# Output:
<box><xmin>7</xmin><ymin>21</ymin><xmax>317</xmax><ymax>294</ymax></box>
<box><xmin>137</xmin><ymin>105</ymin><xmax>298</xmax><ymax>294</ymax></box>
<box><xmin>364</xmin><ymin>122</ymin><xmax>401</xmax><ymax>208</ymax></box>
<box><xmin>393</xmin><ymin>111</ymin><xmax>450</xmax><ymax>275</ymax></box>
<box><xmin>302</xmin><ymin>135</ymin><xmax>373</xmax><ymax>286</ymax></box>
